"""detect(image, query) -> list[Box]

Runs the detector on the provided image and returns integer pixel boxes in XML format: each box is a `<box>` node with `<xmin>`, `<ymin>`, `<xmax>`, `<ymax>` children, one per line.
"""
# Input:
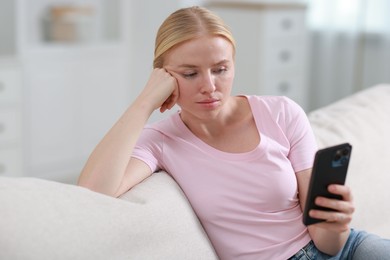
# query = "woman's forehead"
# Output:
<box><xmin>164</xmin><ymin>36</ymin><xmax>234</xmax><ymax>67</ymax></box>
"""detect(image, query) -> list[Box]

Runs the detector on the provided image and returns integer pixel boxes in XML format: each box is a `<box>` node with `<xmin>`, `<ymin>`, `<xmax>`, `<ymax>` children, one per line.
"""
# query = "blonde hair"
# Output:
<box><xmin>153</xmin><ymin>6</ymin><xmax>236</xmax><ymax>68</ymax></box>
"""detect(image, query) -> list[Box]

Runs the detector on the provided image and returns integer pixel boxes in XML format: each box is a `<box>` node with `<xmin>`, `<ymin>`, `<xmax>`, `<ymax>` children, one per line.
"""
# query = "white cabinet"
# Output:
<box><xmin>0</xmin><ymin>59</ymin><xmax>23</xmax><ymax>177</ymax></box>
<box><xmin>0</xmin><ymin>0</ymin><xmax>131</xmax><ymax>182</ymax></box>
<box><xmin>22</xmin><ymin>47</ymin><xmax>130</xmax><ymax>180</ymax></box>
<box><xmin>206</xmin><ymin>1</ymin><xmax>309</xmax><ymax>110</ymax></box>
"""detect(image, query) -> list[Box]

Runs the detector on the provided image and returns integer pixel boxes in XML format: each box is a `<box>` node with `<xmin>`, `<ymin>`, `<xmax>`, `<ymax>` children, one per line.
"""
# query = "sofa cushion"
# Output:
<box><xmin>0</xmin><ymin>172</ymin><xmax>217</xmax><ymax>260</ymax></box>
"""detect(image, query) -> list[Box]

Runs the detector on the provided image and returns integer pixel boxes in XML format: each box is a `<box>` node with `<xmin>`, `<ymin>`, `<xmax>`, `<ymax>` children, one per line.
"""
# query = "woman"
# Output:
<box><xmin>78</xmin><ymin>6</ymin><xmax>389</xmax><ymax>259</ymax></box>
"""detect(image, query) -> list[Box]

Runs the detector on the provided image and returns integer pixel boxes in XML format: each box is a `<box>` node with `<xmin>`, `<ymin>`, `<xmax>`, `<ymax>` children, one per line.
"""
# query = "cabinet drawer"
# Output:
<box><xmin>0</xmin><ymin>147</ymin><xmax>23</xmax><ymax>177</ymax></box>
<box><xmin>0</xmin><ymin>109</ymin><xmax>21</xmax><ymax>144</ymax></box>
<box><xmin>263</xmin><ymin>9</ymin><xmax>306</xmax><ymax>38</ymax></box>
<box><xmin>264</xmin><ymin>40</ymin><xmax>305</xmax><ymax>70</ymax></box>
<box><xmin>0</xmin><ymin>68</ymin><xmax>22</xmax><ymax>105</ymax></box>
<box><xmin>263</xmin><ymin>74</ymin><xmax>306</xmax><ymax>104</ymax></box>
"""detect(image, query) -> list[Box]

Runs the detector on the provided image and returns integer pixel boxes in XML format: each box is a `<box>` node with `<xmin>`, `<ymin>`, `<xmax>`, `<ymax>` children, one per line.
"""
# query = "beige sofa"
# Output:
<box><xmin>1</xmin><ymin>85</ymin><xmax>389</xmax><ymax>260</ymax></box>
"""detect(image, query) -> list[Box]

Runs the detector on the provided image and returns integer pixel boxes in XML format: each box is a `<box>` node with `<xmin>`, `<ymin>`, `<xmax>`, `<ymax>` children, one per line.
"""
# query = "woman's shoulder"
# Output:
<box><xmin>245</xmin><ymin>94</ymin><xmax>296</xmax><ymax>104</ymax></box>
<box><xmin>244</xmin><ymin>95</ymin><xmax>302</xmax><ymax>112</ymax></box>
<box><xmin>144</xmin><ymin>112</ymin><xmax>183</xmax><ymax>137</ymax></box>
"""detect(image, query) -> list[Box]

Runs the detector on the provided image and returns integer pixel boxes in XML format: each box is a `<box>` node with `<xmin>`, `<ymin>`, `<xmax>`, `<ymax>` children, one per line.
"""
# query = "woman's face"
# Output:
<box><xmin>163</xmin><ymin>35</ymin><xmax>235</xmax><ymax>121</ymax></box>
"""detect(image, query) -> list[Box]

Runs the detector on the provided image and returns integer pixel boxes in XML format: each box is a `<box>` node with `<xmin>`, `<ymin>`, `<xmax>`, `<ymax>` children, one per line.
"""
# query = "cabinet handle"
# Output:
<box><xmin>278</xmin><ymin>82</ymin><xmax>290</xmax><ymax>93</ymax></box>
<box><xmin>279</xmin><ymin>50</ymin><xmax>291</xmax><ymax>62</ymax></box>
<box><xmin>281</xmin><ymin>18</ymin><xmax>293</xmax><ymax>31</ymax></box>
<box><xmin>0</xmin><ymin>163</ymin><xmax>6</xmax><ymax>174</ymax></box>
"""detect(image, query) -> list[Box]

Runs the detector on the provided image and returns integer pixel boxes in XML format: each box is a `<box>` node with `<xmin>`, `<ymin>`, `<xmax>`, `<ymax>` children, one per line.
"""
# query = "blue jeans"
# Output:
<box><xmin>289</xmin><ymin>229</ymin><xmax>390</xmax><ymax>259</ymax></box>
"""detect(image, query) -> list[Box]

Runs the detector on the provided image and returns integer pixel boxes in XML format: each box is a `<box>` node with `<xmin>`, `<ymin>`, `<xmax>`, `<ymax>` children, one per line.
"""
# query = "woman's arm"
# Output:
<box><xmin>297</xmin><ymin>169</ymin><xmax>355</xmax><ymax>255</ymax></box>
<box><xmin>77</xmin><ymin>69</ymin><xmax>178</xmax><ymax>196</ymax></box>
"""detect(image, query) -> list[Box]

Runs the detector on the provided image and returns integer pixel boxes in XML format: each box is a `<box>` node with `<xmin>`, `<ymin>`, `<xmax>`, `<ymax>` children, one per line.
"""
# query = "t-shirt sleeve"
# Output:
<box><xmin>282</xmin><ymin>98</ymin><xmax>318</xmax><ymax>172</ymax></box>
<box><xmin>131</xmin><ymin>127</ymin><xmax>164</xmax><ymax>173</ymax></box>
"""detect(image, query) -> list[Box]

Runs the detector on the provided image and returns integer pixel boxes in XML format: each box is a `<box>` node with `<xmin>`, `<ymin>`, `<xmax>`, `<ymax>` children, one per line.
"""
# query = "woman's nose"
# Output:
<box><xmin>200</xmin><ymin>73</ymin><xmax>216</xmax><ymax>94</ymax></box>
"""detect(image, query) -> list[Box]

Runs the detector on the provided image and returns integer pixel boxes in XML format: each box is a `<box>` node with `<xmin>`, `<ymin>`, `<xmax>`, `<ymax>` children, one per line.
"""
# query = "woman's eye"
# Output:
<box><xmin>213</xmin><ymin>67</ymin><xmax>227</xmax><ymax>74</ymax></box>
<box><xmin>183</xmin><ymin>72</ymin><xmax>197</xmax><ymax>78</ymax></box>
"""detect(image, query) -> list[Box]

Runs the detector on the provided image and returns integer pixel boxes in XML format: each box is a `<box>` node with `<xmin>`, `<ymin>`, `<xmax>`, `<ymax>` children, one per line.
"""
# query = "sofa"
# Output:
<box><xmin>1</xmin><ymin>85</ymin><xmax>389</xmax><ymax>260</ymax></box>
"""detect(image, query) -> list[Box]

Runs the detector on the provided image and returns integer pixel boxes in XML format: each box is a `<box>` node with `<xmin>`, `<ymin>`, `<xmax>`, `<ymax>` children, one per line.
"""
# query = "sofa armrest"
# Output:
<box><xmin>0</xmin><ymin>172</ymin><xmax>217</xmax><ymax>260</ymax></box>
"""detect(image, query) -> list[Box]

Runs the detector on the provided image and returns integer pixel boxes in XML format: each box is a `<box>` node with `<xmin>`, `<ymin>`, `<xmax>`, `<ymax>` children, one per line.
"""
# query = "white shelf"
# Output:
<box><xmin>16</xmin><ymin>0</ymin><xmax>123</xmax><ymax>54</ymax></box>
<box><xmin>19</xmin><ymin>41</ymin><xmax>126</xmax><ymax>58</ymax></box>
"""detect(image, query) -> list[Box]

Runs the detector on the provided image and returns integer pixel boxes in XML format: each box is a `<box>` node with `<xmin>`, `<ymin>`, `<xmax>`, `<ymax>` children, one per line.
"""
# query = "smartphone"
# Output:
<box><xmin>302</xmin><ymin>143</ymin><xmax>352</xmax><ymax>226</ymax></box>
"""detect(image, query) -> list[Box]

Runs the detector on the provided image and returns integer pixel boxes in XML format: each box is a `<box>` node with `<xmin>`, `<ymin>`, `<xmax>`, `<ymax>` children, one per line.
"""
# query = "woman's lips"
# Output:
<box><xmin>198</xmin><ymin>99</ymin><xmax>217</xmax><ymax>103</ymax></box>
<box><xmin>197</xmin><ymin>99</ymin><xmax>220</xmax><ymax>108</ymax></box>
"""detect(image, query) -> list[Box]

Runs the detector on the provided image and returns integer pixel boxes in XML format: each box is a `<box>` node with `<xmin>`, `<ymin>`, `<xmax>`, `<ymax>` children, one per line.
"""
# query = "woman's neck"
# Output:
<box><xmin>180</xmin><ymin>96</ymin><xmax>250</xmax><ymax>140</ymax></box>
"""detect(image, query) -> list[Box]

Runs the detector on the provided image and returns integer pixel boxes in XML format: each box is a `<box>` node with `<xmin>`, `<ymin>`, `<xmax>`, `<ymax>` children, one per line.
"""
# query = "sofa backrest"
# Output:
<box><xmin>308</xmin><ymin>84</ymin><xmax>390</xmax><ymax>238</ymax></box>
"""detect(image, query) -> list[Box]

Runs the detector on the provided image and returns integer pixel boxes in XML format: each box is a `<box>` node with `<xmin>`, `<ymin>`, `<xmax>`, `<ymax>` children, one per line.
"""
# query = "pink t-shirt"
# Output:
<box><xmin>132</xmin><ymin>96</ymin><xmax>317</xmax><ymax>259</ymax></box>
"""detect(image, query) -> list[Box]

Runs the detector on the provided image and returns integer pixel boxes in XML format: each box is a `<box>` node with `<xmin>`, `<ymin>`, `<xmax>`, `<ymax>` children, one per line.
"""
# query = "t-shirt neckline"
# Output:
<box><xmin>171</xmin><ymin>96</ymin><xmax>267</xmax><ymax>161</ymax></box>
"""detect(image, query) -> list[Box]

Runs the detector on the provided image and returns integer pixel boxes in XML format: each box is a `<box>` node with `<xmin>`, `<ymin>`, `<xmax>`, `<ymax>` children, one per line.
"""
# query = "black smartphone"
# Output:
<box><xmin>302</xmin><ymin>143</ymin><xmax>352</xmax><ymax>226</ymax></box>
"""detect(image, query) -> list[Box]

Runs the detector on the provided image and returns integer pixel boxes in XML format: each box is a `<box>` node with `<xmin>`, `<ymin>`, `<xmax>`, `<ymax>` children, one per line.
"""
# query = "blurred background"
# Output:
<box><xmin>1</xmin><ymin>0</ymin><xmax>389</xmax><ymax>183</ymax></box>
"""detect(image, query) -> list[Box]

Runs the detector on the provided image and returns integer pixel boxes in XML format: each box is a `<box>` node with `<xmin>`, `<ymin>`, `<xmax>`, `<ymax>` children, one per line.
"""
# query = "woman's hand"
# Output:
<box><xmin>138</xmin><ymin>68</ymin><xmax>179</xmax><ymax>113</ymax></box>
<box><xmin>309</xmin><ymin>184</ymin><xmax>355</xmax><ymax>232</ymax></box>
<box><xmin>297</xmin><ymin>170</ymin><xmax>353</xmax><ymax>255</ymax></box>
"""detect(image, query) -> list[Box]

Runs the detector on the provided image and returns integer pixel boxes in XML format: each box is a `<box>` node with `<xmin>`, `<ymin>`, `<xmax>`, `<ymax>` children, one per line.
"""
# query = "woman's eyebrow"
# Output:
<box><xmin>214</xmin><ymin>59</ymin><xmax>230</xmax><ymax>66</ymax></box>
<box><xmin>177</xmin><ymin>64</ymin><xmax>198</xmax><ymax>69</ymax></box>
<box><xmin>177</xmin><ymin>60</ymin><xmax>230</xmax><ymax>69</ymax></box>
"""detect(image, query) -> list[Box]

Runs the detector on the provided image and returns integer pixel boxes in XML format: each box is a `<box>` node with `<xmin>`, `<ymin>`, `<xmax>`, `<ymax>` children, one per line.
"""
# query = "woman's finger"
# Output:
<box><xmin>328</xmin><ymin>184</ymin><xmax>354</xmax><ymax>202</ymax></box>
<box><xmin>314</xmin><ymin>196</ymin><xmax>355</xmax><ymax>214</ymax></box>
